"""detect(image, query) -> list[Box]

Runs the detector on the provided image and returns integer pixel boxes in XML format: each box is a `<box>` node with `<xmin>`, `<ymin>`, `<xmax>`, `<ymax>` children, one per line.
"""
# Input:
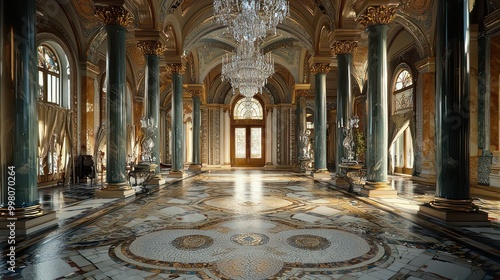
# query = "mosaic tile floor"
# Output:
<box><xmin>1</xmin><ymin>170</ymin><xmax>500</xmax><ymax>279</ymax></box>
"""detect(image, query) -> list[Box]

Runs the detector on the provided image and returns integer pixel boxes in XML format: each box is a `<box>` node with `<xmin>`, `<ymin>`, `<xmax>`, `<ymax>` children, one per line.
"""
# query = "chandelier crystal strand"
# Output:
<box><xmin>214</xmin><ymin>0</ymin><xmax>289</xmax><ymax>42</ymax></box>
<box><xmin>221</xmin><ymin>41</ymin><xmax>274</xmax><ymax>97</ymax></box>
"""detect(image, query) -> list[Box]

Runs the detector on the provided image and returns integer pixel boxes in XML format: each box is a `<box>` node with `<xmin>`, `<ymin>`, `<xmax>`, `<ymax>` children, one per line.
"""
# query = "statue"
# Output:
<box><xmin>342</xmin><ymin>115</ymin><xmax>359</xmax><ymax>164</ymax></box>
<box><xmin>140</xmin><ymin>117</ymin><xmax>156</xmax><ymax>163</ymax></box>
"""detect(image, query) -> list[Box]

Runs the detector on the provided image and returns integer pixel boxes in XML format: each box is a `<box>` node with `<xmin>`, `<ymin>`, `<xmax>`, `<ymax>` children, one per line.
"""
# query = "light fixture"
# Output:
<box><xmin>221</xmin><ymin>41</ymin><xmax>274</xmax><ymax>98</ymax></box>
<box><xmin>214</xmin><ymin>0</ymin><xmax>289</xmax><ymax>43</ymax></box>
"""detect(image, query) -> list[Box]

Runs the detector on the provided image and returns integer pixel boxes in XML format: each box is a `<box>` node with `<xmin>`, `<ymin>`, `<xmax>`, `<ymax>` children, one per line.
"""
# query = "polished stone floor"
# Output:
<box><xmin>1</xmin><ymin>170</ymin><xmax>500</xmax><ymax>279</ymax></box>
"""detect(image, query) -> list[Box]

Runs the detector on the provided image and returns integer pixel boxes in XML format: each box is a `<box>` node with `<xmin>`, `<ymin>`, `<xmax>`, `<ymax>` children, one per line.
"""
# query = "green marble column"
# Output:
<box><xmin>312</xmin><ymin>64</ymin><xmax>330</xmax><ymax>173</ymax></box>
<box><xmin>333</xmin><ymin>41</ymin><xmax>358</xmax><ymax>175</ymax></box>
<box><xmin>0</xmin><ymin>0</ymin><xmax>42</xmax><ymax>216</ymax></box>
<box><xmin>137</xmin><ymin>41</ymin><xmax>166</xmax><ymax>175</ymax></box>
<box><xmin>169</xmin><ymin>65</ymin><xmax>185</xmax><ymax>175</ymax></box>
<box><xmin>95</xmin><ymin>6</ymin><xmax>134</xmax><ymax>197</ymax></box>
<box><xmin>434</xmin><ymin>0</ymin><xmax>471</xmax><ymax>200</ymax></box>
<box><xmin>192</xmin><ymin>91</ymin><xmax>202</xmax><ymax>167</ymax></box>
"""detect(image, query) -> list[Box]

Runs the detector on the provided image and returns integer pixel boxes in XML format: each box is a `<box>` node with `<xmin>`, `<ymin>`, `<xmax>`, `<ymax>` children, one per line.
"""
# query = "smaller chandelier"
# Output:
<box><xmin>214</xmin><ymin>0</ymin><xmax>289</xmax><ymax>43</ymax></box>
<box><xmin>221</xmin><ymin>41</ymin><xmax>274</xmax><ymax>98</ymax></box>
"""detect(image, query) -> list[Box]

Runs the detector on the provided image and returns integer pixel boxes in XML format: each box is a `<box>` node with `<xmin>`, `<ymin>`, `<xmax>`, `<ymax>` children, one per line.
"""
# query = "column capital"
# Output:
<box><xmin>331</xmin><ymin>41</ymin><xmax>358</xmax><ymax>55</ymax></box>
<box><xmin>137</xmin><ymin>40</ymin><xmax>167</xmax><ymax>56</ymax></box>
<box><xmin>166</xmin><ymin>64</ymin><xmax>186</xmax><ymax>74</ymax></box>
<box><xmin>311</xmin><ymin>63</ymin><xmax>331</xmax><ymax>75</ymax></box>
<box><xmin>356</xmin><ymin>5</ymin><xmax>398</xmax><ymax>28</ymax></box>
<box><xmin>94</xmin><ymin>5</ymin><xmax>134</xmax><ymax>27</ymax></box>
<box><xmin>296</xmin><ymin>90</ymin><xmax>310</xmax><ymax>97</ymax></box>
<box><xmin>189</xmin><ymin>90</ymin><xmax>202</xmax><ymax>97</ymax></box>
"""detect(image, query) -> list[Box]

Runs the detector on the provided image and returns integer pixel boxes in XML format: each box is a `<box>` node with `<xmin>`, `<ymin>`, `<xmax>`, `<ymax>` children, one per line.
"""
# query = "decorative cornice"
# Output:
<box><xmin>165</xmin><ymin>64</ymin><xmax>186</xmax><ymax>74</ymax></box>
<box><xmin>94</xmin><ymin>5</ymin><xmax>134</xmax><ymax>27</ymax></box>
<box><xmin>331</xmin><ymin>40</ymin><xmax>358</xmax><ymax>55</ymax></box>
<box><xmin>357</xmin><ymin>5</ymin><xmax>397</xmax><ymax>28</ymax></box>
<box><xmin>310</xmin><ymin>63</ymin><xmax>331</xmax><ymax>75</ymax></box>
<box><xmin>137</xmin><ymin>40</ymin><xmax>167</xmax><ymax>56</ymax></box>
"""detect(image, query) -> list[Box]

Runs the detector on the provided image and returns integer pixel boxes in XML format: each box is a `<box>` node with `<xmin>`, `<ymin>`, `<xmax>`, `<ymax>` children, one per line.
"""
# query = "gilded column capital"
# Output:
<box><xmin>296</xmin><ymin>90</ymin><xmax>310</xmax><ymax>97</ymax></box>
<box><xmin>357</xmin><ymin>5</ymin><xmax>397</xmax><ymax>28</ymax></box>
<box><xmin>166</xmin><ymin>64</ymin><xmax>186</xmax><ymax>74</ymax></box>
<box><xmin>94</xmin><ymin>5</ymin><xmax>134</xmax><ymax>27</ymax></box>
<box><xmin>332</xmin><ymin>41</ymin><xmax>358</xmax><ymax>55</ymax></box>
<box><xmin>190</xmin><ymin>90</ymin><xmax>202</xmax><ymax>97</ymax></box>
<box><xmin>311</xmin><ymin>63</ymin><xmax>331</xmax><ymax>75</ymax></box>
<box><xmin>137</xmin><ymin>40</ymin><xmax>167</xmax><ymax>56</ymax></box>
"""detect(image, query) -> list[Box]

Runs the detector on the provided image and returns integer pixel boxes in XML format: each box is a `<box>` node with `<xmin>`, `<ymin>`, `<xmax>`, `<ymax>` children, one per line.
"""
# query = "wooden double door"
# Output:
<box><xmin>231</xmin><ymin>124</ymin><xmax>265</xmax><ymax>167</ymax></box>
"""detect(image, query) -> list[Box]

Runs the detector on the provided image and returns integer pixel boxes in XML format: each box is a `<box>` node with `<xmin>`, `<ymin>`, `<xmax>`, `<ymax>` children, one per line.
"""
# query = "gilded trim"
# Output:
<box><xmin>137</xmin><ymin>41</ymin><xmax>167</xmax><ymax>56</ymax></box>
<box><xmin>166</xmin><ymin>64</ymin><xmax>186</xmax><ymax>74</ymax></box>
<box><xmin>310</xmin><ymin>63</ymin><xmax>331</xmax><ymax>75</ymax></box>
<box><xmin>357</xmin><ymin>5</ymin><xmax>397</xmax><ymax>28</ymax></box>
<box><xmin>94</xmin><ymin>5</ymin><xmax>134</xmax><ymax>27</ymax></box>
<box><xmin>331</xmin><ymin>41</ymin><xmax>358</xmax><ymax>55</ymax></box>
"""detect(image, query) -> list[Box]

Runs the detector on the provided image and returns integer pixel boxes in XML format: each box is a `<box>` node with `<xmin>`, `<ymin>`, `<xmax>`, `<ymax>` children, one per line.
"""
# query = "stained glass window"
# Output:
<box><xmin>234</xmin><ymin>97</ymin><xmax>263</xmax><ymax>120</ymax></box>
<box><xmin>235</xmin><ymin>128</ymin><xmax>246</xmax><ymax>158</ymax></box>
<box><xmin>250</xmin><ymin>128</ymin><xmax>262</xmax><ymax>158</ymax></box>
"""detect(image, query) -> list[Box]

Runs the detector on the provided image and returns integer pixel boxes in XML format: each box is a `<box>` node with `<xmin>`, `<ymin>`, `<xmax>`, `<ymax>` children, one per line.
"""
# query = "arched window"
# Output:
<box><xmin>233</xmin><ymin>97</ymin><xmax>263</xmax><ymax>120</ymax></box>
<box><xmin>38</xmin><ymin>45</ymin><xmax>61</xmax><ymax>104</ymax></box>
<box><xmin>390</xmin><ymin>67</ymin><xmax>414</xmax><ymax>175</ymax></box>
<box><xmin>393</xmin><ymin>69</ymin><xmax>413</xmax><ymax>113</ymax></box>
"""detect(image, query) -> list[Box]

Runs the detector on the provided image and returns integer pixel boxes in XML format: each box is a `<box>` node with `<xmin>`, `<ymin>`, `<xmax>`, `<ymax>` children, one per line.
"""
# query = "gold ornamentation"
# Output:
<box><xmin>166</xmin><ymin>64</ymin><xmax>186</xmax><ymax>74</ymax></box>
<box><xmin>331</xmin><ymin>41</ymin><xmax>358</xmax><ymax>55</ymax></box>
<box><xmin>190</xmin><ymin>90</ymin><xmax>201</xmax><ymax>97</ymax></box>
<box><xmin>137</xmin><ymin>41</ymin><xmax>167</xmax><ymax>56</ymax></box>
<box><xmin>296</xmin><ymin>90</ymin><xmax>309</xmax><ymax>97</ymax></box>
<box><xmin>94</xmin><ymin>5</ymin><xmax>134</xmax><ymax>27</ymax></box>
<box><xmin>429</xmin><ymin>197</ymin><xmax>480</xmax><ymax>212</ymax></box>
<box><xmin>310</xmin><ymin>63</ymin><xmax>331</xmax><ymax>75</ymax></box>
<box><xmin>357</xmin><ymin>5</ymin><xmax>397</xmax><ymax>28</ymax></box>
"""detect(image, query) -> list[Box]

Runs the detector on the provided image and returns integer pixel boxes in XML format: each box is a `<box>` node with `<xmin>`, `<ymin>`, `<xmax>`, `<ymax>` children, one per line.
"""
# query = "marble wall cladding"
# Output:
<box><xmin>421</xmin><ymin>73</ymin><xmax>435</xmax><ymax>164</ymax></box>
<box><xmin>201</xmin><ymin>109</ymin><xmax>208</xmax><ymax>165</ymax></box>
<box><xmin>81</xmin><ymin>76</ymin><xmax>95</xmax><ymax>155</ymax></box>
<box><xmin>213</xmin><ymin>109</ymin><xmax>220</xmax><ymax>165</ymax></box>
<box><xmin>491</xmin><ymin>78</ymin><xmax>500</xmax><ymax>152</ymax></box>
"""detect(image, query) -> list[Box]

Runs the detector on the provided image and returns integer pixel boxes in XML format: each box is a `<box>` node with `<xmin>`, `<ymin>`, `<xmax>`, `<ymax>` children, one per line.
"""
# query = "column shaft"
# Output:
<box><xmin>145</xmin><ymin>54</ymin><xmax>160</xmax><ymax>174</ymax></box>
<box><xmin>336</xmin><ymin>53</ymin><xmax>353</xmax><ymax>173</ymax></box>
<box><xmin>1</xmin><ymin>0</ymin><xmax>39</xmax><ymax>207</ymax></box>
<box><xmin>172</xmin><ymin>72</ymin><xmax>184</xmax><ymax>172</ymax></box>
<box><xmin>314</xmin><ymin>72</ymin><xmax>328</xmax><ymax>171</ymax></box>
<box><xmin>435</xmin><ymin>0</ymin><xmax>470</xmax><ymax>198</ymax></box>
<box><xmin>105</xmin><ymin>25</ymin><xmax>128</xmax><ymax>185</ymax></box>
<box><xmin>192</xmin><ymin>94</ymin><xmax>201</xmax><ymax>165</ymax></box>
<box><xmin>366</xmin><ymin>24</ymin><xmax>389</xmax><ymax>184</ymax></box>
<box><xmin>296</xmin><ymin>94</ymin><xmax>307</xmax><ymax>159</ymax></box>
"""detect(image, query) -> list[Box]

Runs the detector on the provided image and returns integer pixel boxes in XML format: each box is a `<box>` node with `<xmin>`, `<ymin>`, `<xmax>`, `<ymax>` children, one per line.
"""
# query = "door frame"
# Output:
<box><xmin>230</xmin><ymin>96</ymin><xmax>266</xmax><ymax>167</ymax></box>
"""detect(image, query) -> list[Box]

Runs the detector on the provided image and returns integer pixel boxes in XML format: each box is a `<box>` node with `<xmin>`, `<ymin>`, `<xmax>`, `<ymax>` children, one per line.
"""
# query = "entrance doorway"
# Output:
<box><xmin>230</xmin><ymin>97</ymin><xmax>266</xmax><ymax>167</ymax></box>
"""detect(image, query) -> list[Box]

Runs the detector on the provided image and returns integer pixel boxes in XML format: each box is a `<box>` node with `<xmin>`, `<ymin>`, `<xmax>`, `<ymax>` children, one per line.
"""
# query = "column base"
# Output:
<box><xmin>418</xmin><ymin>204</ymin><xmax>490</xmax><ymax>226</ymax></box>
<box><xmin>167</xmin><ymin>170</ymin><xmax>186</xmax><ymax>178</ymax></box>
<box><xmin>96</xmin><ymin>182</ymin><xmax>135</xmax><ymax>198</ymax></box>
<box><xmin>147</xmin><ymin>175</ymin><xmax>166</xmax><ymax>187</ymax></box>
<box><xmin>311</xmin><ymin>169</ymin><xmax>331</xmax><ymax>179</ymax></box>
<box><xmin>188</xmin><ymin>164</ymin><xmax>202</xmax><ymax>171</ymax></box>
<box><xmin>361</xmin><ymin>181</ymin><xmax>398</xmax><ymax>197</ymax></box>
<box><xmin>0</xmin><ymin>211</ymin><xmax>58</xmax><ymax>236</ymax></box>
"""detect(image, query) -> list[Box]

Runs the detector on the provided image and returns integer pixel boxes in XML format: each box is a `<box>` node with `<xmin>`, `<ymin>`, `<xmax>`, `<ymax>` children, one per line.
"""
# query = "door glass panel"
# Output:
<box><xmin>250</xmin><ymin>127</ymin><xmax>261</xmax><ymax>158</ymax></box>
<box><xmin>235</xmin><ymin>128</ymin><xmax>246</xmax><ymax>158</ymax></box>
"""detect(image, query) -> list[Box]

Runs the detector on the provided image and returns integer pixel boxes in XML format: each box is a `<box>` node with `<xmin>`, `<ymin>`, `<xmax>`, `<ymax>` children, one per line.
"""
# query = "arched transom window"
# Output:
<box><xmin>233</xmin><ymin>97</ymin><xmax>263</xmax><ymax>120</ymax></box>
<box><xmin>393</xmin><ymin>69</ymin><xmax>413</xmax><ymax>113</ymax></box>
<box><xmin>38</xmin><ymin>45</ymin><xmax>61</xmax><ymax>105</ymax></box>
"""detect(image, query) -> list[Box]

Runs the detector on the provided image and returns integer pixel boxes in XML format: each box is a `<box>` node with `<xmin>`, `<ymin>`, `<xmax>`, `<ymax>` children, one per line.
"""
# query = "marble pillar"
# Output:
<box><xmin>332</xmin><ymin>40</ymin><xmax>358</xmax><ymax>175</ymax></box>
<box><xmin>419</xmin><ymin>0</ymin><xmax>488</xmax><ymax>224</ymax></box>
<box><xmin>94</xmin><ymin>5</ymin><xmax>134</xmax><ymax>198</ymax></box>
<box><xmin>190</xmin><ymin>90</ymin><xmax>202</xmax><ymax>170</ymax></box>
<box><xmin>311</xmin><ymin>64</ymin><xmax>330</xmax><ymax>177</ymax></box>
<box><xmin>137</xmin><ymin>40</ymin><xmax>166</xmax><ymax>185</ymax></box>
<box><xmin>357</xmin><ymin>5</ymin><xmax>398</xmax><ymax>197</ymax></box>
<box><xmin>295</xmin><ymin>90</ymin><xmax>309</xmax><ymax>172</ymax></box>
<box><xmin>167</xmin><ymin>64</ymin><xmax>186</xmax><ymax>178</ymax></box>
<box><xmin>0</xmin><ymin>0</ymin><xmax>57</xmax><ymax>234</ymax></box>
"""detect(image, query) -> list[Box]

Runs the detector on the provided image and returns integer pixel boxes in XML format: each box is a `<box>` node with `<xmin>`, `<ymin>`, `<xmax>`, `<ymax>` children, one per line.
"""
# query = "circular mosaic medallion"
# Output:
<box><xmin>171</xmin><ymin>235</ymin><xmax>214</xmax><ymax>251</ymax></box>
<box><xmin>286</xmin><ymin>234</ymin><xmax>331</xmax><ymax>251</ymax></box>
<box><xmin>230</xmin><ymin>233</ymin><xmax>270</xmax><ymax>246</ymax></box>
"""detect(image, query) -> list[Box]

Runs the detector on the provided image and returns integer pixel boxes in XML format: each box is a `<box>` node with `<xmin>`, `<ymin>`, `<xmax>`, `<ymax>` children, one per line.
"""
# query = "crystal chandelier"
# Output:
<box><xmin>221</xmin><ymin>41</ymin><xmax>274</xmax><ymax>98</ymax></box>
<box><xmin>214</xmin><ymin>0</ymin><xmax>289</xmax><ymax>43</ymax></box>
